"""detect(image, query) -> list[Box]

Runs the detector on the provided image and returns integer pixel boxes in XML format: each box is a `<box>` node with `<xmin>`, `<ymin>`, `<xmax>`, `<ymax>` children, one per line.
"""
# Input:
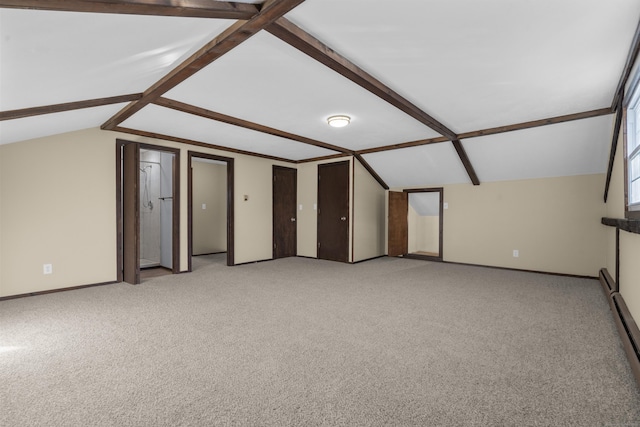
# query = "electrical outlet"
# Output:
<box><xmin>43</xmin><ymin>264</ymin><xmax>53</xmax><ymax>275</ymax></box>
<box><xmin>202</xmin><ymin>203</ymin><xmax>206</xmax><ymax>210</ymax></box>
<box><xmin>443</xmin><ymin>202</ymin><xmax>449</xmax><ymax>209</ymax></box>
<box><xmin>513</xmin><ymin>250</ymin><xmax>519</xmax><ymax>258</ymax></box>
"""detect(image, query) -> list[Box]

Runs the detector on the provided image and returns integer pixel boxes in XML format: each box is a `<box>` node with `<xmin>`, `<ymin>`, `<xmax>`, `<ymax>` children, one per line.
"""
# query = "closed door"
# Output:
<box><xmin>388</xmin><ymin>191</ymin><xmax>408</xmax><ymax>257</ymax></box>
<box><xmin>317</xmin><ymin>161</ymin><xmax>350</xmax><ymax>262</ymax></box>
<box><xmin>273</xmin><ymin>166</ymin><xmax>297</xmax><ymax>259</ymax></box>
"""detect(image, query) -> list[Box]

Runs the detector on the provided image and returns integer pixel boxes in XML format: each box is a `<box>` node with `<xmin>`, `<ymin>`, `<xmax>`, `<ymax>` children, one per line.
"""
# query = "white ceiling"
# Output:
<box><xmin>1</xmin><ymin>0</ymin><xmax>639</xmax><ymax>186</ymax></box>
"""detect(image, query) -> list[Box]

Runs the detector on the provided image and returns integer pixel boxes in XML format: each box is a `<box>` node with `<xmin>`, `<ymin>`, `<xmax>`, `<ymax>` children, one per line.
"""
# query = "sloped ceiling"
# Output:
<box><xmin>2</xmin><ymin>0</ymin><xmax>640</xmax><ymax>187</ymax></box>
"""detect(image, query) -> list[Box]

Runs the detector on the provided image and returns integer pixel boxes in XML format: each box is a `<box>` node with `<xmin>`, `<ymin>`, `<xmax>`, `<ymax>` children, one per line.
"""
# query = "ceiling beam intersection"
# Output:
<box><xmin>101</xmin><ymin>0</ymin><xmax>306</xmax><ymax>130</ymax></box>
<box><xmin>0</xmin><ymin>0</ymin><xmax>259</xmax><ymax>19</ymax></box>
<box><xmin>356</xmin><ymin>107</ymin><xmax>613</xmax><ymax>155</ymax></box>
<box><xmin>266</xmin><ymin>18</ymin><xmax>458</xmax><ymax>141</ymax></box>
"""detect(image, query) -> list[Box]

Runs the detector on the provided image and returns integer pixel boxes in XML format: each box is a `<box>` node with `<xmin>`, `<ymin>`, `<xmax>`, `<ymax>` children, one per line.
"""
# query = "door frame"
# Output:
<box><xmin>272</xmin><ymin>165</ymin><xmax>297</xmax><ymax>259</ymax></box>
<box><xmin>116</xmin><ymin>139</ymin><xmax>180</xmax><ymax>283</ymax></box>
<box><xmin>187</xmin><ymin>151</ymin><xmax>235</xmax><ymax>270</ymax></box>
<box><xmin>404</xmin><ymin>187</ymin><xmax>444</xmax><ymax>262</ymax></box>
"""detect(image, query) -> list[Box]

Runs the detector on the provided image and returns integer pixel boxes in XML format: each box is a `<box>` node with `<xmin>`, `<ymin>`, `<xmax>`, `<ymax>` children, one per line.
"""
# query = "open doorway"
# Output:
<box><xmin>388</xmin><ymin>188</ymin><xmax>443</xmax><ymax>261</ymax></box>
<box><xmin>406</xmin><ymin>189</ymin><xmax>443</xmax><ymax>261</ymax></box>
<box><xmin>116</xmin><ymin>140</ymin><xmax>180</xmax><ymax>284</ymax></box>
<box><xmin>187</xmin><ymin>151</ymin><xmax>234</xmax><ymax>271</ymax></box>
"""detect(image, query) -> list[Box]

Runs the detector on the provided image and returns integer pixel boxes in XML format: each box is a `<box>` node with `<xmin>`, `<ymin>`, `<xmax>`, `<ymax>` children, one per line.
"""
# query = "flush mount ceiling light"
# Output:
<box><xmin>327</xmin><ymin>115</ymin><xmax>351</xmax><ymax>128</ymax></box>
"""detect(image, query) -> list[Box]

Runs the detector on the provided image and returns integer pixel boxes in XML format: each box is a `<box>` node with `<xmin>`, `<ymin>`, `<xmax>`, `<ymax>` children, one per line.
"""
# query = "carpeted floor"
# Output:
<box><xmin>1</xmin><ymin>255</ymin><xmax>639</xmax><ymax>426</ymax></box>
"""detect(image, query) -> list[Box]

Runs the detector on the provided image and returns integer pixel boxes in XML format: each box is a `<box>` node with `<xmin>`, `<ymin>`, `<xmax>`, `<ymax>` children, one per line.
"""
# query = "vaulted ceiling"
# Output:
<box><xmin>2</xmin><ymin>0</ymin><xmax>640</xmax><ymax>189</ymax></box>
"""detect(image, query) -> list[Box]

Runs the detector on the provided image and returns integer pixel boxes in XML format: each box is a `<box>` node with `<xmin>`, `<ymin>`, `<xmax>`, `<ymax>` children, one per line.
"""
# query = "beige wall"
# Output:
<box><xmin>393</xmin><ymin>174</ymin><xmax>607</xmax><ymax>277</ymax></box>
<box><xmin>0</xmin><ymin>129</ymin><xmax>117</xmax><ymax>297</ymax></box>
<box><xmin>605</xmin><ymin>129</ymin><xmax>640</xmax><ymax>323</ymax></box>
<box><xmin>0</xmin><ymin>127</ymin><xmax>293</xmax><ymax>297</ymax></box>
<box><xmin>441</xmin><ymin>175</ymin><xmax>606</xmax><ymax>276</ymax></box>
<box><xmin>353</xmin><ymin>159</ymin><xmax>386</xmax><ymax>262</ymax></box>
<box><xmin>192</xmin><ymin>161</ymin><xmax>227</xmax><ymax>255</ymax></box>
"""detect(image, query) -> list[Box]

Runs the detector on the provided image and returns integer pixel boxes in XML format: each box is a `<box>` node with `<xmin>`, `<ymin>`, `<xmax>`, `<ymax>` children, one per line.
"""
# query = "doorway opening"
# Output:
<box><xmin>405</xmin><ymin>189</ymin><xmax>443</xmax><ymax>261</ymax></box>
<box><xmin>187</xmin><ymin>151</ymin><xmax>234</xmax><ymax>271</ymax></box>
<box><xmin>116</xmin><ymin>140</ymin><xmax>180</xmax><ymax>284</ymax></box>
<box><xmin>388</xmin><ymin>188</ymin><xmax>443</xmax><ymax>261</ymax></box>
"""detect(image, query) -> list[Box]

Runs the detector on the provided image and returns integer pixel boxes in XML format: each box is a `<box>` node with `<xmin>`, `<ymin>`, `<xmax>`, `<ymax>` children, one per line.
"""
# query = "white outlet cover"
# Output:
<box><xmin>43</xmin><ymin>264</ymin><xmax>53</xmax><ymax>274</ymax></box>
<box><xmin>513</xmin><ymin>250</ymin><xmax>519</xmax><ymax>258</ymax></box>
<box><xmin>443</xmin><ymin>202</ymin><xmax>449</xmax><ymax>209</ymax></box>
<box><xmin>202</xmin><ymin>203</ymin><xmax>206</xmax><ymax>210</ymax></box>
<box><xmin>299</xmin><ymin>204</ymin><xmax>303</xmax><ymax>211</ymax></box>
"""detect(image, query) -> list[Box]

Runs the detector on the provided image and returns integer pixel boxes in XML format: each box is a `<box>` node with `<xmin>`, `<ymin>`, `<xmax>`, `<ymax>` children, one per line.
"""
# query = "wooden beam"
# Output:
<box><xmin>611</xmin><ymin>18</ymin><xmax>640</xmax><ymax>111</ymax></box>
<box><xmin>354</xmin><ymin>153</ymin><xmax>389</xmax><ymax>190</ymax></box>
<box><xmin>458</xmin><ymin>108</ymin><xmax>613</xmax><ymax>139</ymax></box>
<box><xmin>266</xmin><ymin>18</ymin><xmax>458</xmax><ymax>140</ymax></box>
<box><xmin>296</xmin><ymin>153</ymin><xmax>349</xmax><ymax>164</ymax></box>
<box><xmin>357</xmin><ymin>136</ymin><xmax>450</xmax><ymax>155</ymax></box>
<box><xmin>112</xmin><ymin>126</ymin><xmax>296</xmax><ymax>163</ymax></box>
<box><xmin>102</xmin><ymin>0</ymin><xmax>305</xmax><ymax>130</ymax></box>
<box><xmin>355</xmin><ymin>108</ymin><xmax>613</xmax><ymax>155</ymax></box>
<box><xmin>452</xmin><ymin>140</ymin><xmax>480</xmax><ymax>185</ymax></box>
<box><xmin>155</xmin><ymin>97</ymin><xmax>349</xmax><ymax>154</ymax></box>
<box><xmin>0</xmin><ymin>0</ymin><xmax>259</xmax><ymax>19</ymax></box>
<box><xmin>0</xmin><ymin>94</ymin><xmax>142</xmax><ymax>121</ymax></box>
<box><xmin>605</xmin><ymin>96</ymin><xmax>624</xmax><ymax>202</ymax></box>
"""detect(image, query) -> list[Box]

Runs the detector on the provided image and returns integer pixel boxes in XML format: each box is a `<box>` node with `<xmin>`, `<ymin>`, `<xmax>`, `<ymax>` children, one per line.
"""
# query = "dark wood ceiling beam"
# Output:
<box><xmin>113</xmin><ymin>126</ymin><xmax>295</xmax><ymax>163</ymax></box>
<box><xmin>0</xmin><ymin>0</ymin><xmax>259</xmax><ymax>19</ymax></box>
<box><xmin>0</xmin><ymin>94</ymin><xmax>142</xmax><ymax>121</ymax></box>
<box><xmin>357</xmin><ymin>136</ymin><xmax>450</xmax><ymax>155</ymax></box>
<box><xmin>101</xmin><ymin>0</ymin><xmax>306</xmax><ymax>130</ymax></box>
<box><xmin>458</xmin><ymin>107</ymin><xmax>614</xmax><ymax>139</ymax></box>
<box><xmin>297</xmin><ymin>153</ymin><xmax>349</xmax><ymax>164</ymax></box>
<box><xmin>354</xmin><ymin>154</ymin><xmax>389</xmax><ymax>190</ymax></box>
<box><xmin>611</xmin><ymin>18</ymin><xmax>640</xmax><ymax>111</ymax></box>
<box><xmin>356</xmin><ymin>107</ymin><xmax>613</xmax><ymax>155</ymax></box>
<box><xmin>155</xmin><ymin>97</ymin><xmax>349</xmax><ymax>154</ymax></box>
<box><xmin>452</xmin><ymin>140</ymin><xmax>480</xmax><ymax>185</ymax></box>
<box><xmin>604</xmin><ymin>96</ymin><xmax>624</xmax><ymax>202</ymax></box>
<box><xmin>266</xmin><ymin>18</ymin><xmax>458</xmax><ymax>141</ymax></box>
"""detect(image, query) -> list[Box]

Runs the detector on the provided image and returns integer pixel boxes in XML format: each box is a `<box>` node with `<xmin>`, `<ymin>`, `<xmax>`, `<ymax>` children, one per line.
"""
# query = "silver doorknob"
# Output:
<box><xmin>340</xmin><ymin>216</ymin><xmax>347</xmax><ymax>221</ymax></box>
<box><xmin>290</xmin><ymin>218</ymin><xmax>296</xmax><ymax>222</ymax></box>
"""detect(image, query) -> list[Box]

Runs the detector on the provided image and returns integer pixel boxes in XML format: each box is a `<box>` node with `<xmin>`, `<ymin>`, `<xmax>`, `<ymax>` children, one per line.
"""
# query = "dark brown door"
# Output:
<box><xmin>122</xmin><ymin>142</ymin><xmax>140</xmax><ymax>284</ymax></box>
<box><xmin>317</xmin><ymin>161</ymin><xmax>350</xmax><ymax>262</ymax></box>
<box><xmin>273</xmin><ymin>166</ymin><xmax>297</xmax><ymax>259</ymax></box>
<box><xmin>388</xmin><ymin>191</ymin><xmax>408</xmax><ymax>257</ymax></box>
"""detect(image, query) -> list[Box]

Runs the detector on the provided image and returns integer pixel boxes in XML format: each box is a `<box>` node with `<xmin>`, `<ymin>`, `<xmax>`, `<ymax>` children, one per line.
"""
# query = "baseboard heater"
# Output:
<box><xmin>600</xmin><ymin>268</ymin><xmax>640</xmax><ymax>385</ymax></box>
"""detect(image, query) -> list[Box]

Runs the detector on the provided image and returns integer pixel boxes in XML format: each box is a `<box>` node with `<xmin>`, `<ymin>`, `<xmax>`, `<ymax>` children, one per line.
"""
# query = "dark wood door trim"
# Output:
<box><xmin>121</xmin><ymin>140</ymin><xmax>140</xmax><ymax>284</ymax></box>
<box><xmin>272</xmin><ymin>165</ymin><xmax>297</xmax><ymax>259</ymax></box>
<box><xmin>117</xmin><ymin>139</ymin><xmax>180</xmax><ymax>283</ymax></box>
<box><xmin>388</xmin><ymin>191</ymin><xmax>408</xmax><ymax>257</ymax></box>
<box><xmin>187</xmin><ymin>151</ymin><xmax>235</xmax><ymax>270</ymax></box>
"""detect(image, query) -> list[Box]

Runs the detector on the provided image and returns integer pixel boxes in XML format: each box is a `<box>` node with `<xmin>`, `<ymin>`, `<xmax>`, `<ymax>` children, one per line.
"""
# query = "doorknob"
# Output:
<box><xmin>340</xmin><ymin>216</ymin><xmax>347</xmax><ymax>221</ymax></box>
<box><xmin>290</xmin><ymin>218</ymin><xmax>296</xmax><ymax>222</ymax></box>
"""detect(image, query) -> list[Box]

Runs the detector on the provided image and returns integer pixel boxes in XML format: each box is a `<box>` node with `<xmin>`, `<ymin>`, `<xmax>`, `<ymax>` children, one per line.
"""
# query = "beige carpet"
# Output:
<box><xmin>1</xmin><ymin>255</ymin><xmax>639</xmax><ymax>426</ymax></box>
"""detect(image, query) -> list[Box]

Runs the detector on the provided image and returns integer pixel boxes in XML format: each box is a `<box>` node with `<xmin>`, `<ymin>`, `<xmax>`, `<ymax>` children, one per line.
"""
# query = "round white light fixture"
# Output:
<box><xmin>327</xmin><ymin>115</ymin><xmax>351</xmax><ymax>128</ymax></box>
